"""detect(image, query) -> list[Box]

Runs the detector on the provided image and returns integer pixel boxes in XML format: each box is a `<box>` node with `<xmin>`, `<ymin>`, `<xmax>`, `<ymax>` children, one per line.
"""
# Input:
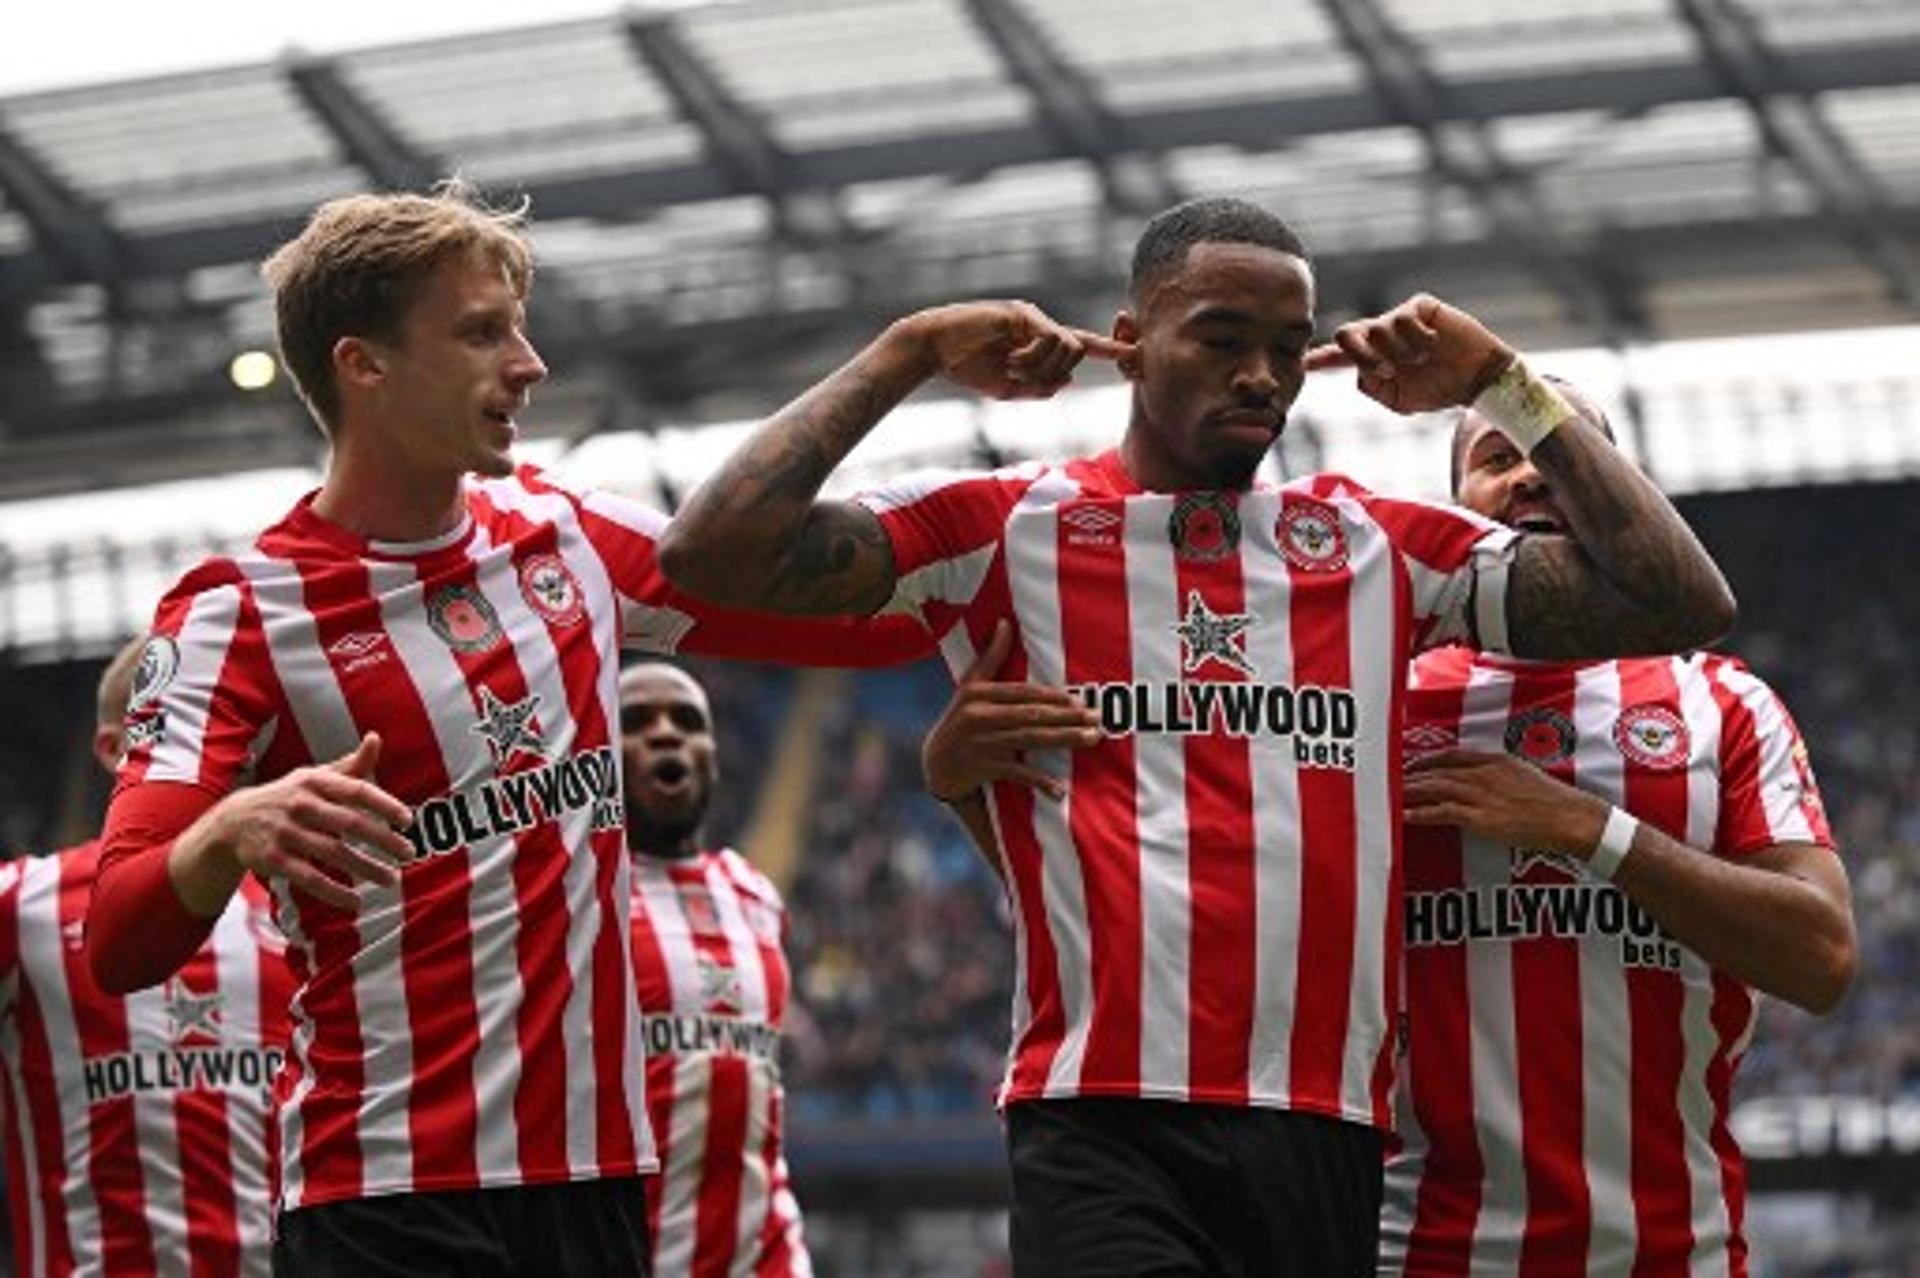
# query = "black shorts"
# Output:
<box><xmin>272</xmin><ymin>1176</ymin><xmax>651</xmax><ymax>1278</ymax></box>
<box><xmin>1006</xmin><ymin>1097</ymin><xmax>1383</xmax><ymax>1278</ymax></box>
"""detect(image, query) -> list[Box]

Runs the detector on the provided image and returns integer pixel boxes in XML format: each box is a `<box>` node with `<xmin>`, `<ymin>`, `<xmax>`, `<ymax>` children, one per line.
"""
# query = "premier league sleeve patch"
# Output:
<box><xmin>129</xmin><ymin>635</ymin><xmax>180</xmax><ymax>713</ymax></box>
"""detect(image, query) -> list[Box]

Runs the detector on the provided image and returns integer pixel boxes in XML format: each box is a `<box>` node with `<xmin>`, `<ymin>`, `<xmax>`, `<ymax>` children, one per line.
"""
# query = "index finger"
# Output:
<box><xmin>1070</xmin><ymin>329</ymin><xmax>1135</xmax><ymax>362</ymax></box>
<box><xmin>309</xmin><ymin>771</ymin><xmax>413</xmax><ymax>829</ymax></box>
<box><xmin>959</xmin><ymin>620</ymin><xmax>1015</xmax><ymax>685</ymax></box>
<box><xmin>1302</xmin><ymin>342</ymin><xmax>1351</xmax><ymax>372</ymax></box>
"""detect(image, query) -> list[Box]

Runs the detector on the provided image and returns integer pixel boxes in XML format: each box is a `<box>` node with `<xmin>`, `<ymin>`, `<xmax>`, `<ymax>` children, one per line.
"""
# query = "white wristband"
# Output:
<box><xmin>1587</xmin><ymin>807</ymin><xmax>1640</xmax><ymax>881</ymax></box>
<box><xmin>1469</xmin><ymin>356</ymin><xmax>1576</xmax><ymax>455</ymax></box>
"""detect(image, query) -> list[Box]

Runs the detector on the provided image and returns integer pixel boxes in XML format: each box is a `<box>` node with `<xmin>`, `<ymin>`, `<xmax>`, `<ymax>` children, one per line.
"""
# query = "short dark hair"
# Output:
<box><xmin>1130</xmin><ymin>197</ymin><xmax>1310</xmax><ymax>301</ymax></box>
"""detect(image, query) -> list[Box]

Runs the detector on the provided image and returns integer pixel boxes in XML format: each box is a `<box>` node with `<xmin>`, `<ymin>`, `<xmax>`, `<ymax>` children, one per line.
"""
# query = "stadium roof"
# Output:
<box><xmin>3</xmin><ymin>0</ymin><xmax>1919</xmax><ymax>498</ymax></box>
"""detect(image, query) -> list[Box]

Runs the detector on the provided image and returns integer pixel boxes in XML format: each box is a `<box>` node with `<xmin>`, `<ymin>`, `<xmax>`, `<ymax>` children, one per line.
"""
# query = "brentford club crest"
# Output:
<box><xmin>1505</xmin><ymin>706</ymin><xmax>1576</xmax><ymax>766</ymax></box>
<box><xmin>1167</xmin><ymin>492</ymin><xmax>1240</xmax><ymax>562</ymax></box>
<box><xmin>1613</xmin><ymin>703</ymin><xmax>1690</xmax><ymax>770</ymax></box>
<box><xmin>518</xmin><ymin>554</ymin><xmax>586</xmax><ymax>627</ymax></box>
<box><xmin>427</xmin><ymin>584</ymin><xmax>505</xmax><ymax>654</ymax></box>
<box><xmin>1277</xmin><ymin>499</ymin><xmax>1349</xmax><ymax>573</ymax></box>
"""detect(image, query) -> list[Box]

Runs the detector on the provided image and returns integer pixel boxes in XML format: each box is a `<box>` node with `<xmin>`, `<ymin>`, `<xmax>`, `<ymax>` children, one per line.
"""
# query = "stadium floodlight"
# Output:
<box><xmin>228</xmin><ymin>350</ymin><xmax>278</xmax><ymax>391</ymax></box>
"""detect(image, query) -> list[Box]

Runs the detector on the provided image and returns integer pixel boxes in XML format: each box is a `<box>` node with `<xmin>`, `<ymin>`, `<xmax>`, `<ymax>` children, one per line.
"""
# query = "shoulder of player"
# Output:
<box><xmin>710</xmin><ymin>848</ymin><xmax>783</xmax><ymax>908</ymax></box>
<box><xmin>857</xmin><ymin>459</ymin><xmax>1046</xmax><ymax>517</ymax></box>
<box><xmin>1407</xmin><ymin>643</ymin><xmax>1479</xmax><ymax>689</ymax></box>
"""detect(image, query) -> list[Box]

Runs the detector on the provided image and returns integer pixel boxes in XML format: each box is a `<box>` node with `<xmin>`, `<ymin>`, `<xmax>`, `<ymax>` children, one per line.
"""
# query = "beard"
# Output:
<box><xmin>626</xmin><ymin>795</ymin><xmax>705</xmax><ymax>857</ymax></box>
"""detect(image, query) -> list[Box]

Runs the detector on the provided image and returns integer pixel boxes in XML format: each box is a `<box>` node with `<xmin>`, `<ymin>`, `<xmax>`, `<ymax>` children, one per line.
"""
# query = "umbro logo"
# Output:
<box><xmin>1061</xmin><ymin>504</ymin><xmax>1121</xmax><ymax>547</ymax></box>
<box><xmin>328</xmin><ymin>631</ymin><xmax>391</xmax><ymax>673</ymax></box>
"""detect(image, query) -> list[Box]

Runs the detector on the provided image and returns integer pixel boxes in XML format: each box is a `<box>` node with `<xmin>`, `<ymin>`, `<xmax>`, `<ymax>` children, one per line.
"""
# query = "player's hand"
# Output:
<box><xmin>922</xmin><ymin>620</ymin><xmax>1101</xmax><ymax>802</ymax></box>
<box><xmin>1403</xmin><ymin>748</ymin><xmax>1610</xmax><ymax>858</ymax></box>
<box><xmin>205</xmin><ymin>733</ymin><xmax>416</xmax><ymax>909</ymax></box>
<box><xmin>1304</xmin><ymin>294</ymin><xmax>1516</xmax><ymax>414</ymax></box>
<box><xmin>903</xmin><ymin>301</ymin><xmax>1133</xmax><ymax>400</ymax></box>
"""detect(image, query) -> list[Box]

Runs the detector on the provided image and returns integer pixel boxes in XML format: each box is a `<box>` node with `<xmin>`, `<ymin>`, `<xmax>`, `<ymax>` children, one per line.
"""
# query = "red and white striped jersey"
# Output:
<box><xmin>104</xmin><ymin>466</ymin><xmax>928</xmax><ymax>1213</ymax></box>
<box><xmin>630</xmin><ymin>848</ymin><xmax>810</xmax><ymax>1278</ymax></box>
<box><xmin>1381</xmin><ymin>648</ymin><xmax>1836</xmax><ymax>1276</ymax></box>
<box><xmin>0</xmin><ymin>841</ymin><xmax>292</xmax><ymax>1277</ymax></box>
<box><xmin>858</xmin><ymin>450</ymin><xmax>1515</xmax><ymax>1125</ymax></box>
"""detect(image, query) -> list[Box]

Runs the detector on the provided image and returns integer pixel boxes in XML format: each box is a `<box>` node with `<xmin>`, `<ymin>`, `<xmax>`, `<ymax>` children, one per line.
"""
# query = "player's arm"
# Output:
<box><xmin>658</xmin><ymin>301</ymin><xmax>1128</xmax><ymax>616</ymax></box>
<box><xmin>920</xmin><ymin>621</ymin><xmax>1101</xmax><ymax>868</ymax></box>
<box><xmin>1311</xmin><ymin>295</ymin><xmax>1736</xmax><ymax>658</ymax></box>
<box><xmin>1403</xmin><ymin>749</ymin><xmax>1855</xmax><ymax>1013</ymax></box>
<box><xmin>91</xmin><ymin>734</ymin><xmax>414</xmax><ymax>993</ymax></box>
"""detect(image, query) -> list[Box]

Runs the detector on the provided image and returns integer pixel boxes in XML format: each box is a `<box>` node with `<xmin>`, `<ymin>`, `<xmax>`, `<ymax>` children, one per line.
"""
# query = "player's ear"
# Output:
<box><xmin>1112</xmin><ymin>312</ymin><xmax>1141</xmax><ymax>381</ymax></box>
<box><xmin>335</xmin><ymin>336</ymin><xmax>385</xmax><ymax>388</ymax></box>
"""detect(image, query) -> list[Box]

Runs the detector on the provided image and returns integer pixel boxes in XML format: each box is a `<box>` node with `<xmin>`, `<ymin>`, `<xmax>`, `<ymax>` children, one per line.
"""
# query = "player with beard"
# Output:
<box><xmin>1380</xmin><ymin>389</ymin><xmax>1855</xmax><ymax>1275</ymax></box>
<box><xmin>620</xmin><ymin>663</ymin><xmax>813</xmax><ymax>1278</ymax></box>
<box><xmin>919</xmin><ymin>388</ymin><xmax>1855</xmax><ymax>1275</ymax></box>
<box><xmin>657</xmin><ymin>195</ymin><xmax>1740</xmax><ymax>1274</ymax></box>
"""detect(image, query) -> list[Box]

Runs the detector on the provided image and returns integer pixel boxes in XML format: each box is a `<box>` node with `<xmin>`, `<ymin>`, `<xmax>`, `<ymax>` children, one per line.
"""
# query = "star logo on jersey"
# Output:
<box><xmin>165</xmin><ymin>979</ymin><xmax>225</xmax><ymax>1043</ymax></box>
<box><xmin>471</xmin><ymin>687</ymin><xmax>547</xmax><ymax>765</ymax></box>
<box><xmin>1170</xmin><ymin>589</ymin><xmax>1259</xmax><ymax>677</ymax></box>
<box><xmin>697</xmin><ymin>954</ymin><xmax>743</xmax><ymax>1014</ymax></box>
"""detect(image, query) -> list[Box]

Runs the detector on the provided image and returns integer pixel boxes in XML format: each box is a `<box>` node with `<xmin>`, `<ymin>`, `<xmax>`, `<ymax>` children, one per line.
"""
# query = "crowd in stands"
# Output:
<box><xmin>1703</xmin><ymin>483</ymin><xmax>1920</xmax><ymax>1104</ymax></box>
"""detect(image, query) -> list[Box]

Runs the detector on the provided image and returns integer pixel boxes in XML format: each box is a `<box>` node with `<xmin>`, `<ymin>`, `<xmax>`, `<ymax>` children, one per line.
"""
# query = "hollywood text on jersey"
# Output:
<box><xmin>640</xmin><ymin>1012</ymin><xmax>781</xmax><ymax>1065</ymax></box>
<box><xmin>1067</xmin><ymin>679</ymin><xmax>1360</xmax><ymax>771</ymax></box>
<box><xmin>1405</xmin><ymin>859</ymin><xmax>1686</xmax><ymax>972</ymax></box>
<box><xmin>83</xmin><ymin>1043</ymin><xmax>288</xmax><ymax>1105</ymax></box>
<box><xmin>403</xmin><ymin>744</ymin><xmax>625</xmax><ymax>858</ymax></box>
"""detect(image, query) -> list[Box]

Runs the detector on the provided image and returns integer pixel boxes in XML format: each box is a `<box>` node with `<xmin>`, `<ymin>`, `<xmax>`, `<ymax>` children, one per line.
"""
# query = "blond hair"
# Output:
<box><xmin>262</xmin><ymin>178</ymin><xmax>534</xmax><ymax>432</ymax></box>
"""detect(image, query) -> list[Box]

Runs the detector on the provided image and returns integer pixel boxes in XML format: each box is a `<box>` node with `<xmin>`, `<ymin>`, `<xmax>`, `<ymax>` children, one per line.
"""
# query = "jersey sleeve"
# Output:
<box><xmin>1707</xmin><ymin>657</ymin><xmax>1836</xmax><ymax>858</ymax></box>
<box><xmin>1332</xmin><ymin>478</ymin><xmax>1520</xmax><ymax>654</ymax></box>
<box><xmin>116</xmin><ymin>567</ymin><xmax>284</xmax><ymax>797</ymax></box>
<box><xmin>92</xmin><ymin>565</ymin><xmax>281</xmax><ymax>992</ymax></box>
<box><xmin>545</xmin><ymin>473</ymin><xmax>941</xmax><ymax>668</ymax></box>
<box><xmin>852</xmin><ymin>464</ymin><xmax>1031</xmax><ymax>640</ymax></box>
<box><xmin>0</xmin><ymin>858</ymin><xmax>25</xmax><ymax>1008</ymax></box>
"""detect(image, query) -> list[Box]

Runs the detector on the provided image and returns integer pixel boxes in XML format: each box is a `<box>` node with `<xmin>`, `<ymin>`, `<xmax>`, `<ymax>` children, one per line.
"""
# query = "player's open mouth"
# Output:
<box><xmin>651</xmin><ymin>759</ymin><xmax>690</xmax><ymax>786</ymax></box>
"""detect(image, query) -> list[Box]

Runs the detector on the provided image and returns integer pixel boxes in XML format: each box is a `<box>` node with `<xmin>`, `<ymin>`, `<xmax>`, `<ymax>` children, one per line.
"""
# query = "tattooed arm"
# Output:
<box><xmin>1500</xmin><ymin>420</ymin><xmax>1735</xmax><ymax>658</ymax></box>
<box><xmin>1308</xmin><ymin>293</ymin><xmax>1736</xmax><ymax>658</ymax></box>
<box><xmin>658</xmin><ymin>301</ymin><xmax>1128</xmax><ymax>615</ymax></box>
